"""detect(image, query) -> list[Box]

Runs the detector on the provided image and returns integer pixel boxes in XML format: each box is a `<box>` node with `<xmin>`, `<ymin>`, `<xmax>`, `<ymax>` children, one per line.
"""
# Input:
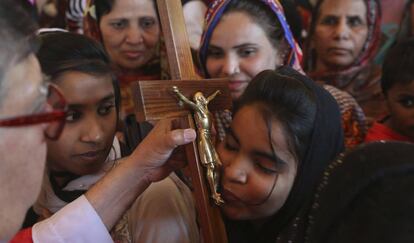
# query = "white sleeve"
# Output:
<box><xmin>32</xmin><ymin>195</ymin><xmax>113</xmax><ymax>243</ymax></box>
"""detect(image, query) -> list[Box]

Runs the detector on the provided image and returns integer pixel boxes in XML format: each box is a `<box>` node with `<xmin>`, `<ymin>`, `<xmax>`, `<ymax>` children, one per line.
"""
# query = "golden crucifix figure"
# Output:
<box><xmin>172</xmin><ymin>86</ymin><xmax>224</xmax><ymax>206</ymax></box>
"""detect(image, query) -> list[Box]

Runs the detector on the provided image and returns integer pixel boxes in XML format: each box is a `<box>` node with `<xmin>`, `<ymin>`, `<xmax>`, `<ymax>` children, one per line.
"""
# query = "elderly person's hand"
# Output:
<box><xmin>84</xmin><ymin>118</ymin><xmax>196</xmax><ymax>230</ymax></box>
<box><xmin>130</xmin><ymin>119</ymin><xmax>196</xmax><ymax>183</ymax></box>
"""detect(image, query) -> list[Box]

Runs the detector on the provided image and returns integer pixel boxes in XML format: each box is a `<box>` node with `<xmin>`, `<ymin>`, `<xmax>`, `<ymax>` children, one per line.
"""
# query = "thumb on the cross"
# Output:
<box><xmin>130</xmin><ymin>119</ymin><xmax>196</xmax><ymax>172</ymax></box>
<box><xmin>129</xmin><ymin>124</ymin><xmax>196</xmax><ymax>183</ymax></box>
<box><xmin>165</xmin><ymin>128</ymin><xmax>197</xmax><ymax>149</ymax></box>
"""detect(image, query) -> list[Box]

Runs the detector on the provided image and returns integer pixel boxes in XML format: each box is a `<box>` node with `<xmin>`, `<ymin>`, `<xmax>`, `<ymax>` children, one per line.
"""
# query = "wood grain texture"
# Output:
<box><xmin>157</xmin><ymin>0</ymin><xmax>197</xmax><ymax>80</ymax></box>
<box><xmin>132</xmin><ymin>79</ymin><xmax>232</xmax><ymax>121</ymax></box>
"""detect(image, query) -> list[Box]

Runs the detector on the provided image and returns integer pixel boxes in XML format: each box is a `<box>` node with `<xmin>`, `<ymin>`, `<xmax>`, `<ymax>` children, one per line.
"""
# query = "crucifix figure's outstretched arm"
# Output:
<box><xmin>207</xmin><ymin>90</ymin><xmax>221</xmax><ymax>104</ymax></box>
<box><xmin>172</xmin><ymin>86</ymin><xmax>199</xmax><ymax>111</ymax></box>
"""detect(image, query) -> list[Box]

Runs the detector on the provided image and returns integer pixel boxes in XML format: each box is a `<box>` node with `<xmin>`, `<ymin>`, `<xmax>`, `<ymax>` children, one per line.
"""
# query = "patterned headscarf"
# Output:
<box><xmin>83</xmin><ymin>0</ymin><xmax>170</xmax><ymax>116</ymax></box>
<box><xmin>198</xmin><ymin>0</ymin><xmax>303</xmax><ymax>76</ymax></box>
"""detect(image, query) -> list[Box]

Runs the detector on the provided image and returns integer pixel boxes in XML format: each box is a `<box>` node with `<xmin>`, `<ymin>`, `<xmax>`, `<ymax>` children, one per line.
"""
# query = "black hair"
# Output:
<box><xmin>234</xmin><ymin>68</ymin><xmax>317</xmax><ymax>163</ymax></box>
<box><xmin>36</xmin><ymin>32</ymin><xmax>121</xmax><ymax>114</ymax></box>
<box><xmin>0</xmin><ymin>0</ymin><xmax>38</xmax><ymax>106</ymax></box>
<box><xmin>95</xmin><ymin>0</ymin><xmax>114</xmax><ymax>22</ymax></box>
<box><xmin>224</xmin><ymin>0</ymin><xmax>286</xmax><ymax>51</ymax></box>
<box><xmin>306</xmin><ymin>142</ymin><xmax>414</xmax><ymax>243</ymax></box>
<box><xmin>326</xmin><ymin>174</ymin><xmax>414</xmax><ymax>243</ymax></box>
<box><xmin>279</xmin><ymin>0</ymin><xmax>303</xmax><ymax>46</ymax></box>
<box><xmin>16</xmin><ymin>0</ymin><xmax>38</xmax><ymax>21</ymax></box>
<box><xmin>381</xmin><ymin>38</ymin><xmax>414</xmax><ymax>95</ymax></box>
<box><xmin>95</xmin><ymin>0</ymin><xmax>157</xmax><ymax>23</ymax></box>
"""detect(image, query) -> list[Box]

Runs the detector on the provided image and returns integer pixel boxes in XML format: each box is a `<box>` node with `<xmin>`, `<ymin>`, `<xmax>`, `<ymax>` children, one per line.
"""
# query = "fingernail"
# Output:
<box><xmin>184</xmin><ymin>129</ymin><xmax>196</xmax><ymax>141</ymax></box>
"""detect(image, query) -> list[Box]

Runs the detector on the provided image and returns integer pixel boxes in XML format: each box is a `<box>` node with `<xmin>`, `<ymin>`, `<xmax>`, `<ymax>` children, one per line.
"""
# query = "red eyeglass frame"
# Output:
<box><xmin>0</xmin><ymin>83</ymin><xmax>67</xmax><ymax>140</ymax></box>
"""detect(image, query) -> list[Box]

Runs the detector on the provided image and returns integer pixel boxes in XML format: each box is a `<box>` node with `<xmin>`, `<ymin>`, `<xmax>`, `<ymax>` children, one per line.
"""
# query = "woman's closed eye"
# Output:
<box><xmin>207</xmin><ymin>47</ymin><xmax>224</xmax><ymax>59</ymax></box>
<box><xmin>252</xmin><ymin>152</ymin><xmax>281</xmax><ymax>174</ymax></box>
<box><xmin>254</xmin><ymin>160</ymin><xmax>278</xmax><ymax>174</ymax></box>
<box><xmin>237</xmin><ymin>47</ymin><xmax>257</xmax><ymax>58</ymax></box>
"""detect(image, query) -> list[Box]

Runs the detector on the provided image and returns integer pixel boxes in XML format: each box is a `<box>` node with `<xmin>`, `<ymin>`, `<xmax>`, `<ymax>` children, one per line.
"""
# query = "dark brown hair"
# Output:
<box><xmin>224</xmin><ymin>0</ymin><xmax>285</xmax><ymax>51</ymax></box>
<box><xmin>235</xmin><ymin>67</ymin><xmax>317</xmax><ymax>163</ymax></box>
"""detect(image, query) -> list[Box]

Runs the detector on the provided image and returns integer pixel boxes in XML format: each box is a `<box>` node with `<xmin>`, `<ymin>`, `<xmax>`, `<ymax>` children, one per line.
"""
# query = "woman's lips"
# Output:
<box><xmin>228</xmin><ymin>80</ymin><xmax>248</xmax><ymax>92</ymax></box>
<box><xmin>75</xmin><ymin>149</ymin><xmax>105</xmax><ymax>161</ymax></box>
<box><xmin>221</xmin><ymin>188</ymin><xmax>242</xmax><ymax>204</ymax></box>
<box><xmin>123</xmin><ymin>51</ymin><xmax>144</xmax><ymax>59</ymax></box>
<box><xmin>328</xmin><ymin>47</ymin><xmax>350</xmax><ymax>55</ymax></box>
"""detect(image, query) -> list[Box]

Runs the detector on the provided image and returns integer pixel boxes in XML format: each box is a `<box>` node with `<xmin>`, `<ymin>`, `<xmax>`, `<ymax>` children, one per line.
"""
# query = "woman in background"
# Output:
<box><xmin>84</xmin><ymin>0</ymin><xmax>169</xmax><ymax>117</ymax></box>
<box><xmin>304</xmin><ymin>0</ymin><xmax>384</xmax><ymax>124</ymax></box>
<box><xmin>199</xmin><ymin>0</ymin><xmax>366</xmax><ymax>147</ymax></box>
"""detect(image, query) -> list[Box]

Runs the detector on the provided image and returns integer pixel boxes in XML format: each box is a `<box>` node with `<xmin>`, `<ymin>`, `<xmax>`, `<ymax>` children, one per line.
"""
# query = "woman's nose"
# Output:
<box><xmin>333</xmin><ymin>18</ymin><xmax>350</xmax><ymax>40</ymax></box>
<box><xmin>80</xmin><ymin>116</ymin><xmax>104</xmax><ymax>144</ymax></box>
<box><xmin>125</xmin><ymin>27</ymin><xmax>144</xmax><ymax>45</ymax></box>
<box><xmin>223</xmin><ymin>155</ymin><xmax>248</xmax><ymax>184</ymax></box>
<box><xmin>221</xmin><ymin>54</ymin><xmax>241</xmax><ymax>77</ymax></box>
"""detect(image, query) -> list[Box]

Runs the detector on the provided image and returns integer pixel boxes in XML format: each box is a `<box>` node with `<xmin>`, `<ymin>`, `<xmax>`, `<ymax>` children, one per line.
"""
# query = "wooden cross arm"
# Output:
<box><xmin>132</xmin><ymin>79</ymin><xmax>232</xmax><ymax>122</ymax></box>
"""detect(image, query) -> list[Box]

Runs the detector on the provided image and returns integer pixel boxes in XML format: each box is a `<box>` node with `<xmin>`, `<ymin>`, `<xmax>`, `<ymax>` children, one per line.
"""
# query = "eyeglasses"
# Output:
<box><xmin>0</xmin><ymin>83</ymin><xmax>67</xmax><ymax>140</ymax></box>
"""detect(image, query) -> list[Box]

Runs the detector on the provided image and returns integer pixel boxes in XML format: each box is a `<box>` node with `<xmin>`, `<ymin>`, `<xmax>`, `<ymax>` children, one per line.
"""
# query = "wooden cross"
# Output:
<box><xmin>131</xmin><ymin>0</ymin><xmax>230</xmax><ymax>242</ymax></box>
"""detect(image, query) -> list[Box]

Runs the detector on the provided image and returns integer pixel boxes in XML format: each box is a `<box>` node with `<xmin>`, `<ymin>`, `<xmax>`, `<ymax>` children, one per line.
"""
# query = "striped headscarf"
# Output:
<box><xmin>198</xmin><ymin>0</ymin><xmax>303</xmax><ymax>76</ymax></box>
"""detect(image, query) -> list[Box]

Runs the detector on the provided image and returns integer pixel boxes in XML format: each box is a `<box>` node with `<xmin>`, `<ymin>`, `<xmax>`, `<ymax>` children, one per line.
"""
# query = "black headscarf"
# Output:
<box><xmin>306</xmin><ymin>142</ymin><xmax>414</xmax><ymax>243</ymax></box>
<box><xmin>225</xmin><ymin>66</ymin><xmax>344</xmax><ymax>243</ymax></box>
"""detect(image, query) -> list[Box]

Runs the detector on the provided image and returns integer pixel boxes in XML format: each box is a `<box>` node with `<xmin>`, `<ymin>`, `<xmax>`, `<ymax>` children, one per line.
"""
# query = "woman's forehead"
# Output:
<box><xmin>211</xmin><ymin>12</ymin><xmax>271</xmax><ymax>46</ymax></box>
<box><xmin>319</xmin><ymin>0</ymin><xmax>366</xmax><ymax>17</ymax></box>
<box><xmin>56</xmin><ymin>72</ymin><xmax>114</xmax><ymax>104</ymax></box>
<box><xmin>232</xmin><ymin>104</ymin><xmax>297</xmax><ymax>165</ymax></box>
<box><xmin>233</xmin><ymin>105</ymin><xmax>278</xmax><ymax>146</ymax></box>
<box><xmin>106</xmin><ymin>0</ymin><xmax>156</xmax><ymax>18</ymax></box>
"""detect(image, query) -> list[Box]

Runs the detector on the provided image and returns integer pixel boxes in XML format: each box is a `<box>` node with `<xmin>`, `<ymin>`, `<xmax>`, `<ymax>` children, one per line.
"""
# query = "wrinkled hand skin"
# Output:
<box><xmin>131</xmin><ymin>119</ymin><xmax>196</xmax><ymax>183</ymax></box>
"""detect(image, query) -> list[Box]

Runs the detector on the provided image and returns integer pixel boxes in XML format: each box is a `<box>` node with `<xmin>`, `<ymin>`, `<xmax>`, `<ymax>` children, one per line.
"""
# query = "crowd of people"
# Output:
<box><xmin>1</xmin><ymin>0</ymin><xmax>414</xmax><ymax>243</ymax></box>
